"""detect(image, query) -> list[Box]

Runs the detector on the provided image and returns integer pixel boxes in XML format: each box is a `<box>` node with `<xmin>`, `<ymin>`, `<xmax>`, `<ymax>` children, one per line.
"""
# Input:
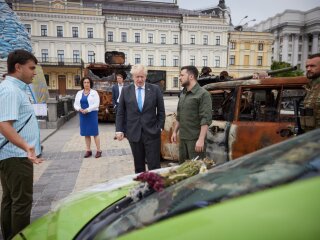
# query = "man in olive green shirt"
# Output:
<box><xmin>171</xmin><ymin>66</ymin><xmax>212</xmax><ymax>163</ymax></box>
<box><xmin>301</xmin><ymin>53</ymin><xmax>320</xmax><ymax>131</ymax></box>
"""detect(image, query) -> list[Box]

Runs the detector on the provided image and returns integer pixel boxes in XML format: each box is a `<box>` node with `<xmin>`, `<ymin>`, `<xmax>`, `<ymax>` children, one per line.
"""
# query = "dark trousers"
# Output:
<box><xmin>129</xmin><ymin>131</ymin><xmax>161</xmax><ymax>173</ymax></box>
<box><xmin>0</xmin><ymin>157</ymin><xmax>33</xmax><ymax>240</ymax></box>
<box><xmin>179</xmin><ymin>139</ymin><xmax>206</xmax><ymax>164</ymax></box>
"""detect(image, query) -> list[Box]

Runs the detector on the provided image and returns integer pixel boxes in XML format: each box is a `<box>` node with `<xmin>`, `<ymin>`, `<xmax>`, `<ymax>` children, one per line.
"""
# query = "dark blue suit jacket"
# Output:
<box><xmin>112</xmin><ymin>84</ymin><xmax>120</xmax><ymax>109</ymax></box>
<box><xmin>116</xmin><ymin>83</ymin><xmax>165</xmax><ymax>142</ymax></box>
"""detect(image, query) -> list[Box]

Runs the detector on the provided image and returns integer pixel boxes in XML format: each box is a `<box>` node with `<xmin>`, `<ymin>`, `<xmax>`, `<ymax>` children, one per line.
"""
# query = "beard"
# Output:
<box><xmin>307</xmin><ymin>71</ymin><xmax>320</xmax><ymax>80</ymax></box>
<box><xmin>181</xmin><ymin>79</ymin><xmax>190</xmax><ymax>88</ymax></box>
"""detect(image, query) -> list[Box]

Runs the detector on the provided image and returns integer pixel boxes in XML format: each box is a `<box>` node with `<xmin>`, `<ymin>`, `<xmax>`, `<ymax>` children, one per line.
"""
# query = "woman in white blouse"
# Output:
<box><xmin>74</xmin><ymin>77</ymin><xmax>102</xmax><ymax>158</ymax></box>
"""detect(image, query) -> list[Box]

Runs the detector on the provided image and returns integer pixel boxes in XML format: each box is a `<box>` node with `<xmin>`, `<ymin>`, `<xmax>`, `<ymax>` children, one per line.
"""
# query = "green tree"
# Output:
<box><xmin>270</xmin><ymin>61</ymin><xmax>304</xmax><ymax>77</ymax></box>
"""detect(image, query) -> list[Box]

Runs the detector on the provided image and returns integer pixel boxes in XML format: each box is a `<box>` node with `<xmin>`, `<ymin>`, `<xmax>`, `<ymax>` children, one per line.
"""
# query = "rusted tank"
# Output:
<box><xmin>161</xmin><ymin>76</ymin><xmax>309</xmax><ymax>163</ymax></box>
<box><xmin>83</xmin><ymin>52</ymin><xmax>132</xmax><ymax>121</ymax></box>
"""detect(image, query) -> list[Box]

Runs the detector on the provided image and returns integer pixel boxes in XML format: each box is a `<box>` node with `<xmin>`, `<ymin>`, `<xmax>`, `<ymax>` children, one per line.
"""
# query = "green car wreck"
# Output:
<box><xmin>14</xmin><ymin>129</ymin><xmax>320</xmax><ymax>240</ymax></box>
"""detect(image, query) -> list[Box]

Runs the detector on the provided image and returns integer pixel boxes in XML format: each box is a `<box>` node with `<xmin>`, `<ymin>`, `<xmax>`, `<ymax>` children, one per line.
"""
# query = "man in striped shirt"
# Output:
<box><xmin>0</xmin><ymin>49</ymin><xmax>43</xmax><ymax>240</ymax></box>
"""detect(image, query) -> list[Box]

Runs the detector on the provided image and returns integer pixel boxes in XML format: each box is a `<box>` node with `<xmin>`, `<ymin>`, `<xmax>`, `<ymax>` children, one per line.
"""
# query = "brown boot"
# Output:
<box><xmin>95</xmin><ymin>151</ymin><xmax>102</xmax><ymax>158</ymax></box>
<box><xmin>84</xmin><ymin>150</ymin><xmax>92</xmax><ymax>158</ymax></box>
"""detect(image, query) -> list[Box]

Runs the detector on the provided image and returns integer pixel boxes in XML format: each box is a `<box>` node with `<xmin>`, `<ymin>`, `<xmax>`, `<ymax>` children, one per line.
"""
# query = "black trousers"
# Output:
<box><xmin>129</xmin><ymin>131</ymin><xmax>161</xmax><ymax>173</ymax></box>
<box><xmin>0</xmin><ymin>157</ymin><xmax>33</xmax><ymax>240</ymax></box>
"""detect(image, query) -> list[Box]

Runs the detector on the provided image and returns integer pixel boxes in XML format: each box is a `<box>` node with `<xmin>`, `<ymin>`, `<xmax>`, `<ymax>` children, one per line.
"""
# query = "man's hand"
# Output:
<box><xmin>171</xmin><ymin>132</ymin><xmax>177</xmax><ymax>143</ymax></box>
<box><xmin>195</xmin><ymin>138</ymin><xmax>205</xmax><ymax>153</ymax></box>
<box><xmin>116</xmin><ymin>132</ymin><xmax>124</xmax><ymax>141</ymax></box>
<box><xmin>26</xmin><ymin>145</ymin><xmax>44</xmax><ymax>164</ymax></box>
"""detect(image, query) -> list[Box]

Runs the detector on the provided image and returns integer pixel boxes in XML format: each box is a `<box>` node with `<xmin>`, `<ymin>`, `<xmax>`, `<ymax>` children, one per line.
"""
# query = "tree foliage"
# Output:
<box><xmin>270</xmin><ymin>61</ymin><xmax>304</xmax><ymax>77</ymax></box>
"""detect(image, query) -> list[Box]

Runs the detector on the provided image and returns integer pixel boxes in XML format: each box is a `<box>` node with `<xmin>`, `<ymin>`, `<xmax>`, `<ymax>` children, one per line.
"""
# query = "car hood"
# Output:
<box><xmin>15</xmin><ymin>168</ymin><xmax>175</xmax><ymax>240</ymax></box>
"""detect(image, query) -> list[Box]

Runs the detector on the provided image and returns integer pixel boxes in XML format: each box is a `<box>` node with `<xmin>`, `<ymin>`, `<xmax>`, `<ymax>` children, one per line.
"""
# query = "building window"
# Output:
<box><xmin>87</xmin><ymin>28</ymin><xmax>93</xmax><ymax>38</ymax></box>
<box><xmin>190</xmin><ymin>55</ymin><xmax>195</xmax><ymax>66</ymax></box>
<box><xmin>298</xmin><ymin>45</ymin><xmax>302</xmax><ymax>52</ymax></box>
<box><xmin>88</xmin><ymin>51</ymin><xmax>95</xmax><ymax>63</ymax></box>
<box><xmin>108</xmin><ymin>31</ymin><xmax>113</xmax><ymax>42</ymax></box>
<box><xmin>41</xmin><ymin>25</ymin><xmax>47</xmax><ymax>36</ymax></box>
<box><xmin>161</xmin><ymin>55</ymin><xmax>166</xmax><ymax>67</ymax></box>
<box><xmin>215</xmin><ymin>36</ymin><xmax>221</xmax><ymax>46</ymax></box>
<box><xmin>73</xmin><ymin>50</ymin><xmax>80</xmax><ymax>63</ymax></box>
<box><xmin>191</xmin><ymin>34</ymin><xmax>195</xmax><ymax>45</ymax></box>
<box><xmin>203</xmin><ymin>35</ymin><xmax>208</xmax><ymax>45</ymax></box>
<box><xmin>148</xmin><ymin>55</ymin><xmax>154</xmax><ymax>66</ymax></box>
<box><xmin>257</xmin><ymin>56</ymin><xmax>263</xmax><ymax>66</ymax></box>
<box><xmin>74</xmin><ymin>75</ymin><xmax>80</xmax><ymax>86</ymax></box>
<box><xmin>135</xmin><ymin>33</ymin><xmax>140</xmax><ymax>43</ymax></box>
<box><xmin>161</xmin><ymin>34</ymin><xmax>166</xmax><ymax>44</ymax></box>
<box><xmin>25</xmin><ymin>24</ymin><xmax>31</xmax><ymax>34</ymax></box>
<box><xmin>173</xmin><ymin>34</ymin><xmax>178</xmax><ymax>44</ymax></box>
<box><xmin>41</xmin><ymin>49</ymin><xmax>48</xmax><ymax>62</ymax></box>
<box><xmin>215</xmin><ymin>56</ymin><xmax>220</xmax><ymax>67</ymax></box>
<box><xmin>230</xmin><ymin>55</ymin><xmax>235</xmax><ymax>65</ymax></box>
<box><xmin>288</xmin><ymin>54</ymin><xmax>292</xmax><ymax>62</ymax></box>
<box><xmin>57</xmin><ymin>50</ymin><xmax>64</xmax><ymax>64</ymax></box>
<box><xmin>173</xmin><ymin>56</ymin><xmax>179</xmax><ymax>67</ymax></box>
<box><xmin>258</xmin><ymin>43</ymin><xmax>264</xmax><ymax>51</ymax></box>
<box><xmin>148</xmin><ymin>33</ymin><xmax>153</xmax><ymax>43</ymax></box>
<box><xmin>173</xmin><ymin>77</ymin><xmax>178</xmax><ymax>88</ymax></box>
<box><xmin>56</xmin><ymin>26</ymin><xmax>63</xmax><ymax>37</ymax></box>
<box><xmin>230</xmin><ymin>42</ymin><xmax>236</xmax><ymax>49</ymax></box>
<box><xmin>121</xmin><ymin>32</ymin><xmax>127</xmax><ymax>42</ymax></box>
<box><xmin>298</xmin><ymin>54</ymin><xmax>302</xmax><ymax>61</ymax></box>
<box><xmin>244</xmin><ymin>55</ymin><xmax>250</xmax><ymax>65</ymax></box>
<box><xmin>135</xmin><ymin>54</ymin><xmax>141</xmax><ymax>64</ymax></box>
<box><xmin>202</xmin><ymin>56</ymin><xmax>208</xmax><ymax>67</ymax></box>
<box><xmin>44</xmin><ymin>74</ymin><xmax>50</xmax><ymax>87</ymax></box>
<box><xmin>72</xmin><ymin>27</ymin><xmax>78</xmax><ymax>38</ymax></box>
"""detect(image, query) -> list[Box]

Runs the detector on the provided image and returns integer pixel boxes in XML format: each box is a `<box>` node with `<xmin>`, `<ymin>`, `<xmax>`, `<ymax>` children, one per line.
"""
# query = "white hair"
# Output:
<box><xmin>130</xmin><ymin>64</ymin><xmax>147</xmax><ymax>76</ymax></box>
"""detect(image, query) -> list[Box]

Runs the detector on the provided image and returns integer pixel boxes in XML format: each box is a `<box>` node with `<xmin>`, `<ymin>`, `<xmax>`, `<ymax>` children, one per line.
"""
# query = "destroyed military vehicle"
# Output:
<box><xmin>85</xmin><ymin>51</ymin><xmax>166</xmax><ymax>121</ymax></box>
<box><xmin>161</xmin><ymin>75</ymin><xmax>308</xmax><ymax>164</ymax></box>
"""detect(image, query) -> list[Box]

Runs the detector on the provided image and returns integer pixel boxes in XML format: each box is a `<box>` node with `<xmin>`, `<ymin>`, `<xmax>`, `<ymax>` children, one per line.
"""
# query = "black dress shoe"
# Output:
<box><xmin>84</xmin><ymin>151</ymin><xmax>92</xmax><ymax>158</ymax></box>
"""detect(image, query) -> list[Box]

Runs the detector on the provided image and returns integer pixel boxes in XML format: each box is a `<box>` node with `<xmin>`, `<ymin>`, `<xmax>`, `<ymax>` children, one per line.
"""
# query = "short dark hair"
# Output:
<box><xmin>181</xmin><ymin>65</ymin><xmax>199</xmax><ymax>79</ymax></box>
<box><xmin>80</xmin><ymin>77</ymin><xmax>94</xmax><ymax>89</ymax></box>
<box><xmin>308</xmin><ymin>53</ymin><xmax>320</xmax><ymax>59</ymax></box>
<box><xmin>7</xmin><ymin>49</ymin><xmax>38</xmax><ymax>74</ymax></box>
<box><xmin>115</xmin><ymin>70</ymin><xmax>127</xmax><ymax>80</ymax></box>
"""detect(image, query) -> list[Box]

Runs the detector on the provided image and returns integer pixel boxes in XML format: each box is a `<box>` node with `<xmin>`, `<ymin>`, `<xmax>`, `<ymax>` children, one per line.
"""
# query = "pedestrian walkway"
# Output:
<box><xmin>0</xmin><ymin>96</ymin><xmax>178</xmax><ymax>239</ymax></box>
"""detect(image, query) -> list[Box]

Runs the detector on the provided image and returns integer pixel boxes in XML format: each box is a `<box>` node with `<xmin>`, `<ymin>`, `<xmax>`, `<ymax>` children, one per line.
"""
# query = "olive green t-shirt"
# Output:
<box><xmin>177</xmin><ymin>83</ymin><xmax>212</xmax><ymax>140</ymax></box>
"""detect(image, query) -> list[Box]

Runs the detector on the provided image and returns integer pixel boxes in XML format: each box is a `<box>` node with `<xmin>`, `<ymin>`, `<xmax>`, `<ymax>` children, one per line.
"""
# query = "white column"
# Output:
<box><xmin>302</xmin><ymin>34</ymin><xmax>309</xmax><ymax>71</ymax></box>
<box><xmin>273</xmin><ymin>33</ymin><xmax>279</xmax><ymax>61</ymax></box>
<box><xmin>312</xmin><ymin>33</ymin><xmax>319</xmax><ymax>54</ymax></box>
<box><xmin>292</xmin><ymin>34</ymin><xmax>299</xmax><ymax>66</ymax></box>
<box><xmin>282</xmin><ymin>34</ymin><xmax>289</xmax><ymax>62</ymax></box>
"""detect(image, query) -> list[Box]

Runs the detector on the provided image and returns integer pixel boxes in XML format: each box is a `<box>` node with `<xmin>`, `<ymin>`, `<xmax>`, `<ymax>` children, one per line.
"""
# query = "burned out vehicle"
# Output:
<box><xmin>85</xmin><ymin>51</ymin><xmax>167</xmax><ymax>121</ymax></box>
<box><xmin>161</xmin><ymin>76</ymin><xmax>308</xmax><ymax>164</ymax></box>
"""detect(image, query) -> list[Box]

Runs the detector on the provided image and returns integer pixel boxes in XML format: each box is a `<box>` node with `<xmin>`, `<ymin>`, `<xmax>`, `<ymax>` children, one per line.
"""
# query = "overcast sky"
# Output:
<box><xmin>177</xmin><ymin>0</ymin><xmax>320</xmax><ymax>26</ymax></box>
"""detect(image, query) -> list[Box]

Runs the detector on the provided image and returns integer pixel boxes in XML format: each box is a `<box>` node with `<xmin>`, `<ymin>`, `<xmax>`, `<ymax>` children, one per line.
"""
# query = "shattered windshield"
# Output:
<box><xmin>85</xmin><ymin>130</ymin><xmax>320</xmax><ymax>240</ymax></box>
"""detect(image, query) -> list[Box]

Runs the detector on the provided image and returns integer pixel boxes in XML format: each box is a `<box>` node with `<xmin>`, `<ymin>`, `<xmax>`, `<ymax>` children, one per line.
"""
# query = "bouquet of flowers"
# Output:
<box><xmin>128</xmin><ymin>159</ymin><xmax>215</xmax><ymax>202</ymax></box>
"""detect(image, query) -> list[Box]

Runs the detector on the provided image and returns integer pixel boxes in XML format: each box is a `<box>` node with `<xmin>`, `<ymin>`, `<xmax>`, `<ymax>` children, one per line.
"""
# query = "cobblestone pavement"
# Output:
<box><xmin>0</xmin><ymin>96</ymin><xmax>178</xmax><ymax>239</ymax></box>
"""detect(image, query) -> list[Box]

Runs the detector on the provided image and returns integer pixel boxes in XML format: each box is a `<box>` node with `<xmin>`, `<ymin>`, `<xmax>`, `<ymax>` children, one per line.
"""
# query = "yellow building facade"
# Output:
<box><xmin>228</xmin><ymin>31</ymin><xmax>274</xmax><ymax>79</ymax></box>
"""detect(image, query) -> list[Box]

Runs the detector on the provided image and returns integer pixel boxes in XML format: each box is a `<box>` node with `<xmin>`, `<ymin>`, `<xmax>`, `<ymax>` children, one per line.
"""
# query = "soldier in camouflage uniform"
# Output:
<box><xmin>301</xmin><ymin>53</ymin><xmax>320</xmax><ymax>131</ymax></box>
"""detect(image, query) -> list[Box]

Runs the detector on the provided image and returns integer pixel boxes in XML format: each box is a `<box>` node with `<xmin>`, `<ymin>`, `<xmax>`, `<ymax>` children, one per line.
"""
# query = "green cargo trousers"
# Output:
<box><xmin>179</xmin><ymin>139</ymin><xmax>206</xmax><ymax>164</ymax></box>
<box><xmin>0</xmin><ymin>157</ymin><xmax>33</xmax><ymax>240</ymax></box>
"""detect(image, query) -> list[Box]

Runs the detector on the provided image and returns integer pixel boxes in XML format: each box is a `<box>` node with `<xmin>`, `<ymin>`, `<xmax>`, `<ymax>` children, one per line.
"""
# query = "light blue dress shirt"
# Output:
<box><xmin>0</xmin><ymin>76</ymin><xmax>41</xmax><ymax>160</ymax></box>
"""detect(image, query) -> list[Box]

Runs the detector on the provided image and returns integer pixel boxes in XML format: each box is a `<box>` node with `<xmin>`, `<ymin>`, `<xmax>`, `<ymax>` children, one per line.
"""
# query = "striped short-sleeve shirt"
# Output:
<box><xmin>0</xmin><ymin>76</ymin><xmax>41</xmax><ymax>160</ymax></box>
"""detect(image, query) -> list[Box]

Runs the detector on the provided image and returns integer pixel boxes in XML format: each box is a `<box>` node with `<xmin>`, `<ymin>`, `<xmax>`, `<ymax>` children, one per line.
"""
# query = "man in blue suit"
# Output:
<box><xmin>116</xmin><ymin>64</ymin><xmax>165</xmax><ymax>173</ymax></box>
<box><xmin>112</xmin><ymin>71</ymin><xmax>126</xmax><ymax>112</ymax></box>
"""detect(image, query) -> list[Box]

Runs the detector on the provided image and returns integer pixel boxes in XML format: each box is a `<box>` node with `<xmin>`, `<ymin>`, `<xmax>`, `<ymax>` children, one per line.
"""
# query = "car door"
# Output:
<box><xmin>230</xmin><ymin>84</ymin><xmax>306</xmax><ymax>160</ymax></box>
<box><xmin>206</xmin><ymin>88</ymin><xmax>236</xmax><ymax>164</ymax></box>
